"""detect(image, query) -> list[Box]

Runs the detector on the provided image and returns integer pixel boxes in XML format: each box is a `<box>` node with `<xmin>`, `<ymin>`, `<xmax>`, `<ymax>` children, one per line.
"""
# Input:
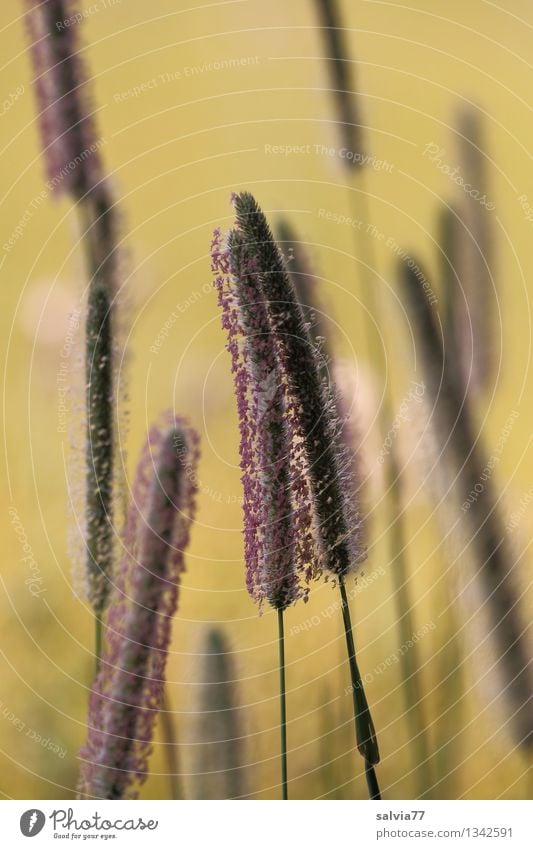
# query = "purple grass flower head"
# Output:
<box><xmin>230</xmin><ymin>192</ymin><xmax>366</xmax><ymax>580</ymax></box>
<box><xmin>78</xmin><ymin>413</ymin><xmax>200</xmax><ymax>799</ymax></box>
<box><xmin>23</xmin><ymin>0</ymin><xmax>104</xmax><ymax>198</ymax></box>
<box><xmin>212</xmin><ymin>228</ymin><xmax>318</xmax><ymax>610</ymax></box>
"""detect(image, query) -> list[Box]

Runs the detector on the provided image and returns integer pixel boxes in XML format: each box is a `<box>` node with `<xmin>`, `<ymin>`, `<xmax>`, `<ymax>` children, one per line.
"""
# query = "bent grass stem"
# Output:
<box><xmin>339</xmin><ymin>576</ymin><xmax>381</xmax><ymax>799</ymax></box>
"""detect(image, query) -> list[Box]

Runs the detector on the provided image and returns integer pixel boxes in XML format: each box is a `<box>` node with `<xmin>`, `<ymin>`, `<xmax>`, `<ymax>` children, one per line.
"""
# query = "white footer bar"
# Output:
<box><xmin>3</xmin><ymin>800</ymin><xmax>530</xmax><ymax>848</ymax></box>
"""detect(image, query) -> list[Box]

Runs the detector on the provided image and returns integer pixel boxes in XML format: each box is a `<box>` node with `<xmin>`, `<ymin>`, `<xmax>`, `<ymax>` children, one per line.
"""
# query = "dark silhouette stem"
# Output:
<box><xmin>339</xmin><ymin>576</ymin><xmax>381</xmax><ymax>799</ymax></box>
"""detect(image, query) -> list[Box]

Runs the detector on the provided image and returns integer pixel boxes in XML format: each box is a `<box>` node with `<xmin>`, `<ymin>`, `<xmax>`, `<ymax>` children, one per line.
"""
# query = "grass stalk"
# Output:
<box><xmin>277</xmin><ymin>608</ymin><xmax>288</xmax><ymax>800</ymax></box>
<box><xmin>339</xmin><ymin>576</ymin><xmax>381</xmax><ymax>799</ymax></box>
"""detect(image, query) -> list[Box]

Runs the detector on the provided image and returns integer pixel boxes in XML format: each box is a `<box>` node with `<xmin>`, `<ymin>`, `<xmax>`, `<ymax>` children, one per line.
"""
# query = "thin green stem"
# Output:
<box><xmin>339</xmin><ymin>576</ymin><xmax>381</xmax><ymax>800</ymax></box>
<box><xmin>277</xmin><ymin>607</ymin><xmax>288</xmax><ymax>800</ymax></box>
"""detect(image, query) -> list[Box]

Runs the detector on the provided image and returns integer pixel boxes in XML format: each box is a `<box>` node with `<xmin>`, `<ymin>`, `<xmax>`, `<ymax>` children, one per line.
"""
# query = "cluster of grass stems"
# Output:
<box><xmin>20</xmin><ymin>0</ymin><xmax>532</xmax><ymax>800</ymax></box>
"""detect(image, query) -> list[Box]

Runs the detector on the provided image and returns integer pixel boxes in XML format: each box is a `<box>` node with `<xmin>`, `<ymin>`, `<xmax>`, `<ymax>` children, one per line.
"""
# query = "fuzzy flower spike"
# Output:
<box><xmin>23</xmin><ymin>0</ymin><xmax>121</xmax><ymax>629</ymax></box>
<box><xmin>214</xmin><ymin>193</ymin><xmax>380</xmax><ymax>799</ymax></box>
<box><xmin>212</xmin><ymin>228</ymin><xmax>317</xmax><ymax>612</ymax></box>
<box><xmin>24</xmin><ymin>0</ymin><xmax>104</xmax><ymax>198</ymax></box>
<box><xmin>212</xmin><ymin>224</ymin><xmax>322</xmax><ymax>799</ymax></box>
<box><xmin>78</xmin><ymin>413</ymin><xmax>199</xmax><ymax>799</ymax></box>
<box><xmin>233</xmin><ymin>192</ymin><xmax>365</xmax><ymax>582</ymax></box>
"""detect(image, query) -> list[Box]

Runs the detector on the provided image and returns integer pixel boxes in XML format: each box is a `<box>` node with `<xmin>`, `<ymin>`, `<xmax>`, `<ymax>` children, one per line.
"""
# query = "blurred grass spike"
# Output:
<box><xmin>23</xmin><ymin>0</ymin><xmax>122</xmax><ymax>634</ymax></box>
<box><xmin>313</xmin><ymin>0</ymin><xmax>365</xmax><ymax>166</ymax></box>
<box><xmin>81</xmin><ymin>186</ymin><xmax>122</xmax><ymax>623</ymax></box>
<box><xmin>23</xmin><ymin>0</ymin><xmax>105</xmax><ymax>199</ymax></box>
<box><xmin>454</xmin><ymin>105</ymin><xmax>495</xmax><ymax>396</ymax></box>
<box><xmin>192</xmin><ymin>629</ymin><xmax>246</xmax><ymax>800</ymax></box>
<box><xmin>77</xmin><ymin>413</ymin><xmax>200</xmax><ymax>799</ymax></box>
<box><xmin>438</xmin><ymin>204</ymin><xmax>462</xmax><ymax>366</ymax></box>
<box><xmin>400</xmin><ymin>256</ymin><xmax>533</xmax><ymax>753</ymax></box>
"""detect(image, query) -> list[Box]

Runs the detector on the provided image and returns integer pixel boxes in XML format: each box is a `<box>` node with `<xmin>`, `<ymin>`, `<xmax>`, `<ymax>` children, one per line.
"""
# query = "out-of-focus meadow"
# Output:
<box><xmin>1</xmin><ymin>0</ymin><xmax>532</xmax><ymax>799</ymax></box>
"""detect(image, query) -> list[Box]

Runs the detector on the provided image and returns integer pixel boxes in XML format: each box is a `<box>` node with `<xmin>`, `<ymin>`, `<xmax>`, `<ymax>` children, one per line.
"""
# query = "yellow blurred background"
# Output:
<box><xmin>1</xmin><ymin>0</ymin><xmax>532</xmax><ymax>799</ymax></box>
